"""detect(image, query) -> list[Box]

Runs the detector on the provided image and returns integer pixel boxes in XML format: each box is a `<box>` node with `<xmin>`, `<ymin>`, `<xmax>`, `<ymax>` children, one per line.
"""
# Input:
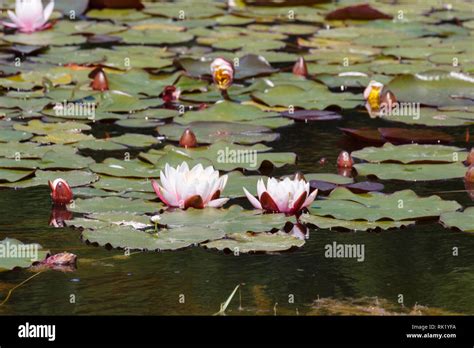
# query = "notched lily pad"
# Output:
<box><xmin>0</xmin><ymin>238</ymin><xmax>49</xmax><ymax>272</ymax></box>
<box><xmin>440</xmin><ymin>207</ymin><xmax>474</xmax><ymax>233</ymax></box>
<box><xmin>202</xmin><ymin>232</ymin><xmax>304</xmax><ymax>254</ymax></box>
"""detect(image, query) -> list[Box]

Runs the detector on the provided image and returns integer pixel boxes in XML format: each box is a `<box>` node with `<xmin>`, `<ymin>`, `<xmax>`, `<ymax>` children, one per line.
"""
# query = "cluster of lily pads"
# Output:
<box><xmin>1</xmin><ymin>0</ymin><xmax>474</xmax><ymax>267</ymax></box>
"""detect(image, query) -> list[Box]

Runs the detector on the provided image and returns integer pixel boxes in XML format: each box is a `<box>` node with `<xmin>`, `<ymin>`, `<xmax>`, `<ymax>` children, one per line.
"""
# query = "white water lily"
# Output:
<box><xmin>151</xmin><ymin>162</ymin><xmax>229</xmax><ymax>209</ymax></box>
<box><xmin>243</xmin><ymin>177</ymin><xmax>317</xmax><ymax>214</ymax></box>
<box><xmin>3</xmin><ymin>0</ymin><xmax>55</xmax><ymax>33</ymax></box>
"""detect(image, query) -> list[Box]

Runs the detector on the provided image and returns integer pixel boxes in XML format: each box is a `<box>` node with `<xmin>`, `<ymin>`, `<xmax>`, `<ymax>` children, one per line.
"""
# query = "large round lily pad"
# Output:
<box><xmin>354</xmin><ymin>162</ymin><xmax>467</xmax><ymax>181</ymax></box>
<box><xmin>351</xmin><ymin>143</ymin><xmax>466</xmax><ymax>164</ymax></box>
<box><xmin>308</xmin><ymin>188</ymin><xmax>461</xmax><ymax>221</ymax></box>
<box><xmin>202</xmin><ymin>232</ymin><xmax>304</xmax><ymax>253</ymax></box>
<box><xmin>300</xmin><ymin>214</ymin><xmax>415</xmax><ymax>232</ymax></box>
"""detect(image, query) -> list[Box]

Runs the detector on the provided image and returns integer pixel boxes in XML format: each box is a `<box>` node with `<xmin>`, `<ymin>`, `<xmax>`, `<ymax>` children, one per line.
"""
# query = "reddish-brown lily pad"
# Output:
<box><xmin>339</xmin><ymin>128</ymin><xmax>384</xmax><ymax>144</ymax></box>
<box><xmin>325</xmin><ymin>4</ymin><xmax>392</xmax><ymax>20</ymax></box>
<box><xmin>378</xmin><ymin>128</ymin><xmax>454</xmax><ymax>145</ymax></box>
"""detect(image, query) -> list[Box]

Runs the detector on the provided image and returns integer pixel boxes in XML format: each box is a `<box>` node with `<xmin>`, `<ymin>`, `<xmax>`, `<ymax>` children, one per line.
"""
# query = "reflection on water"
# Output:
<box><xmin>0</xmin><ymin>112</ymin><xmax>473</xmax><ymax>315</ymax></box>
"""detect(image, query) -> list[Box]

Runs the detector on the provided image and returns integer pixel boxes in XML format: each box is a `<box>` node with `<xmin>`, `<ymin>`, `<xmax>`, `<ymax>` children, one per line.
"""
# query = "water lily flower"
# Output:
<box><xmin>210</xmin><ymin>58</ymin><xmax>234</xmax><ymax>91</ymax></box>
<box><xmin>292</xmin><ymin>57</ymin><xmax>308</xmax><ymax>77</ymax></box>
<box><xmin>161</xmin><ymin>85</ymin><xmax>181</xmax><ymax>105</ymax></box>
<box><xmin>337</xmin><ymin>151</ymin><xmax>354</xmax><ymax>168</ymax></box>
<box><xmin>179</xmin><ymin>128</ymin><xmax>197</xmax><ymax>148</ymax></box>
<box><xmin>363</xmin><ymin>80</ymin><xmax>384</xmax><ymax>110</ymax></box>
<box><xmin>48</xmin><ymin>178</ymin><xmax>73</xmax><ymax>205</ymax></box>
<box><xmin>151</xmin><ymin>162</ymin><xmax>229</xmax><ymax>209</ymax></box>
<box><xmin>3</xmin><ymin>0</ymin><xmax>55</xmax><ymax>33</ymax></box>
<box><xmin>243</xmin><ymin>177</ymin><xmax>318</xmax><ymax>214</ymax></box>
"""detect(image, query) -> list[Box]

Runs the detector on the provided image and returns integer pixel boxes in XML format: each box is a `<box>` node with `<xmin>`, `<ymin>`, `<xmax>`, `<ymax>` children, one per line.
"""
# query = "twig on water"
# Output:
<box><xmin>214</xmin><ymin>284</ymin><xmax>240</xmax><ymax>316</ymax></box>
<box><xmin>0</xmin><ymin>271</ymin><xmax>45</xmax><ymax>306</ymax></box>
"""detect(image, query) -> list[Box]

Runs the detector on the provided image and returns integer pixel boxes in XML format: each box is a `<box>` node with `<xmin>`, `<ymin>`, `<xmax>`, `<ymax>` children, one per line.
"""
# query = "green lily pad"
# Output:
<box><xmin>82</xmin><ymin>225</ymin><xmax>225</xmax><ymax>251</ymax></box>
<box><xmin>14</xmin><ymin>121</ymin><xmax>90</xmax><ymax>137</ymax></box>
<box><xmin>304</xmin><ymin>173</ymin><xmax>354</xmax><ymax>185</ymax></box>
<box><xmin>352</xmin><ymin>143</ymin><xmax>466</xmax><ymax>164</ymax></box>
<box><xmin>159</xmin><ymin>205</ymin><xmax>296</xmax><ymax>234</ymax></box>
<box><xmin>223</xmin><ymin>171</ymin><xmax>266</xmax><ymax>198</ymax></box>
<box><xmin>300</xmin><ymin>214</ymin><xmax>416</xmax><ymax>231</ymax></box>
<box><xmin>108</xmin><ymin>134</ymin><xmax>158</xmax><ymax>148</ymax></box>
<box><xmin>0</xmin><ymin>168</ymin><xmax>34</xmax><ymax>183</ymax></box>
<box><xmin>354</xmin><ymin>162</ymin><xmax>467</xmax><ymax>181</ymax></box>
<box><xmin>115</xmin><ymin>29</ymin><xmax>194</xmax><ymax>45</ymax></box>
<box><xmin>90</xmin><ymin>158</ymin><xmax>161</xmax><ymax>178</ymax></box>
<box><xmin>146</xmin><ymin>141</ymin><xmax>296</xmax><ymax>171</ymax></box>
<box><xmin>70</xmin><ymin>197</ymin><xmax>160</xmax><ymax>214</ymax></box>
<box><xmin>384</xmin><ymin>107</ymin><xmax>474</xmax><ymax>127</ymax></box>
<box><xmin>309</xmin><ymin>188</ymin><xmax>461</xmax><ymax>221</ymax></box>
<box><xmin>386</xmin><ymin>71</ymin><xmax>474</xmax><ymax>107</ymax></box>
<box><xmin>0</xmin><ymin>238</ymin><xmax>49</xmax><ymax>272</ymax></box>
<box><xmin>440</xmin><ymin>207</ymin><xmax>474</xmax><ymax>233</ymax></box>
<box><xmin>157</xmin><ymin>121</ymin><xmax>279</xmax><ymax>145</ymax></box>
<box><xmin>202</xmin><ymin>232</ymin><xmax>304</xmax><ymax>253</ymax></box>
<box><xmin>180</xmin><ymin>100</ymin><xmax>279</xmax><ymax>124</ymax></box>
<box><xmin>76</xmin><ymin>139</ymin><xmax>128</xmax><ymax>151</ymax></box>
<box><xmin>93</xmin><ymin>176</ymin><xmax>154</xmax><ymax>193</ymax></box>
<box><xmin>0</xmin><ymin>129</ymin><xmax>32</xmax><ymax>142</ymax></box>
<box><xmin>252</xmin><ymin>84</ymin><xmax>363</xmax><ymax>110</ymax></box>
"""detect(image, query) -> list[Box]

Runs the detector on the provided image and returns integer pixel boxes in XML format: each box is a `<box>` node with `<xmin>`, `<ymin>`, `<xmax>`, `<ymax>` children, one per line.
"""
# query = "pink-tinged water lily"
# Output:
<box><xmin>210</xmin><ymin>58</ymin><xmax>234</xmax><ymax>90</ymax></box>
<box><xmin>3</xmin><ymin>0</ymin><xmax>55</xmax><ymax>33</ymax></box>
<box><xmin>151</xmin><ymin>162</ymin><xmax>229</xmax><ymax>209</ymax></box>
<box><xmin>243</xmin><ymin>177</ymin><xmax>318</xmax><ymax>215</ymax></box>
<box><xmin>48</xmin><ymin>178</ymin><xmax>73</xmax><ymax>205</ymax></box>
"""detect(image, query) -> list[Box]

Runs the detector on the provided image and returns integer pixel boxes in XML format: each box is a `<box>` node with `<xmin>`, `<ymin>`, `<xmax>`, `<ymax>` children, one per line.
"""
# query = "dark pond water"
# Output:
<box><xmin>1</xmin><ymin>110</ymin><xmax>473</xmax><ymax>315</ymax></box>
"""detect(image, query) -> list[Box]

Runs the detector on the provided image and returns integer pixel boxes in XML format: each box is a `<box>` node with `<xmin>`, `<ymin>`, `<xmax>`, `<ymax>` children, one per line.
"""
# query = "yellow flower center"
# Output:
<box><xmin>368</xmin><ymin>86</ymin><xmax>381</xmax><ymax>110</ymax></box>
<box><xmin>214</xmin><ymin>69</ymin><xmax>231</xmax><ymax>90</ymax></box>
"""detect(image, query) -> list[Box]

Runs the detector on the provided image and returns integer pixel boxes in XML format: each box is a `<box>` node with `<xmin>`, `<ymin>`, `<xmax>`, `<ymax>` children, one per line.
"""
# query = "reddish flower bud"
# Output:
<box><xmin>467</xmin><ymin>149</ymin><xmax>474</xmax><ymax>166</ymax></box>
<box><xmin>337</xmin><ymin>151</ymin><xmax>354</xmax><ymax>168</ymax></box>
<box><xmin>48</xmin><ymin>179</ymin><xmax>73</xmax><ymax>205</ymax></box>
<box><xmin>380</xmin><ymin>90</ymin><xmax>397</xmax><ymax>110</ymax></box>
<box><xmin>179</xmin><ymin>128</ymin><xmax>197</xmax><ymax>148</ymax></box>
<box><xmin>90</xmin><ymin>67</ymin><xmax>109</xmax><ymax>91</ymax></box>
<box><xmin>465</xmin><ymin>165</ymin><xmax>474</xmax><ymax>183</ymax></box>
<box><xmin>161</xmin><ymin>85</ymin><xmax>181</xmax><ymax>104</ymax></box>
<box><xmin>292</xmin><ymin>57</ymin><xmax>308</xmax><ymax>77</ymax></box>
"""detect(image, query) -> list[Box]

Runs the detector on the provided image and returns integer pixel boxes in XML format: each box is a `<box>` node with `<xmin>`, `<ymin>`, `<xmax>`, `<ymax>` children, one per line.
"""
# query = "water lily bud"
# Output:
<box><xmin>292</xmin><ymin>57</ymin><xmax>308</xmax><ymax>77</ymax></box>
<box><xmin>337</xmin><ymin>151</ymin><xmax>354</xmax><ymax>168</ymax></box>
<box><xmin>48</xmin><ymin>179</ymin><xmax>73</xmax><ymax>205</ymax></box>
<box><xmin>337</xmin><ymin>167</ymin><xmax>353</xmax><ymax>178</ymax></box>
<box><xmin>363</xmin><ymin>80</ymin><xmax>384</xmax><ymax>110</ymax></box>
<box><xmin>466</xmin><ymin>149</ymin><xmax>474</xmax><ymax>166</ymax></box>
<box><xmin>380</xmin><ymin>90</ymin><xmax>397</xmax><ymax>110</ymax></box>
<box><xmin>465</xmin><ymin>165</ymin><xmax>474</xmax><ymax>183</ymax></box>
<box><xmin>90</xmin><ymin>67</ymin><xmax>109</xmax><ymax>91</ymax></box>
<box><xmin>210</xmin><ymin>58</ymin><xmax>234</xmax><ymax>90</ymax></box>
<box><xmin>179</xmin><ymin>128</ymin><xmax>197</xmax><ymax>148</ymax></box>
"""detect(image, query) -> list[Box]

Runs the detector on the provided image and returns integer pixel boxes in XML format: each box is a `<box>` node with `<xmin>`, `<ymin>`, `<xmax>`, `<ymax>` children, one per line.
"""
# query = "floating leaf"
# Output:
<box><xmin>157</xmin><ymin>121</ymin><xmax>279</xmax><ymax>145</ymax></box>
<box><xmin>352</xmin><ymin>143</ymin><xmax>466</xmax><ymax>164</ymax></box>
<box><xmin>354</xmin><ymin>162</ymin><xmax>467</xmax><ymax>181</ymax></box>
<box><xmin>0</xmin><ymin>238</ymin><xmax>49</xmax><ymax>272</ymax></box>
<box><xmin>440</xmin><ymin>208</ymin><xmax>474</xmax><ymax>233</ymax></box>
<box><xmin>309</xmin><ymin>188</ymin><xmax>461</xmax><ymax>221</ymax></box>
<box><xmin>300</xmin><ymin>214</ymin><xmax>414</xmax><ymax>232</ymax></box>
<box><xmin>202</xmin><ymin>232</ymin><xmax>304</xmax><ymax>253</ymax></box>
<box><xmin>70</xmin><ymin>197</ymin><xmax>160</xmax><ymax>214</ymax></box>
